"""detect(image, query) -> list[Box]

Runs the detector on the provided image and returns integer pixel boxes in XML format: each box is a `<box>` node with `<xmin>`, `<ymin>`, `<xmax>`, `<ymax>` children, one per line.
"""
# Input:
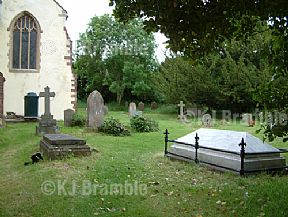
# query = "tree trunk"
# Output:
<box><xmin>117</xmin><ymin>91</ymin><xmax>123</xmax><ymax>105</ymax></box>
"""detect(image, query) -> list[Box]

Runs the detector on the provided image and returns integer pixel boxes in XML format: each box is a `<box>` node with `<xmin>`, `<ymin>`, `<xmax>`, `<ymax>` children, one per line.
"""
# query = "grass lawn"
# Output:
<box><xmin>0</xmin><ymin>105</ymin><xmax>288</xmax><ymax>217</ymax></box>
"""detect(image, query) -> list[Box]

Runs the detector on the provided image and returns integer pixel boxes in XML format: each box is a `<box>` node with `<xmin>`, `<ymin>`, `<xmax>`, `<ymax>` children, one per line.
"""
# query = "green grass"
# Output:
<box><xmin>0</xmin><ymin>107</ymin><xmax>288</xmax><ymax>217</ymax></box>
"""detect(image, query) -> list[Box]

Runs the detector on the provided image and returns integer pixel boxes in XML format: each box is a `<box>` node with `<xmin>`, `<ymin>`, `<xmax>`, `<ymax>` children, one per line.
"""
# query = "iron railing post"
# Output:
<box><xmin>239</xmin><ymin>138</ymin><xmax>246</xmax><ymax>176</ymax></box>
<box><xmin>195</xmin><ymin>133</ymin><xmax>199</xmax><ymax>164</ymax></box>
<box><xmin>164</xmin><ymin>129</ymin><xmax>169</xmax><ymax>156</ymax></box>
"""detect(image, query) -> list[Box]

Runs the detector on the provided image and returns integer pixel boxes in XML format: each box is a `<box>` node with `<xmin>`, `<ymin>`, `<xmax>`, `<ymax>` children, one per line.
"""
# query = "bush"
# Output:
<box><xmin>130</xmin><ymin>116</ymin><xmax>159</xmax><ymax>132</ymax></box>
<box><xmin>99</xmin><ymin>118</ymin><xmax>131</xmax><ymax>136</ymax></box>
<box><xmin>71</xmin><ymin>113</ymin><xmax>86</xmax><ymax>127</ymax></box>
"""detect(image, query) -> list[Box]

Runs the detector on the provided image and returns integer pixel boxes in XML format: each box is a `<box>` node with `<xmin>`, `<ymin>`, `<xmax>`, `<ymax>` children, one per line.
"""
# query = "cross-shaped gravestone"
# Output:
<box><xmin>39</xmin><ymin>86</ymin><xmax>55</xmax><ymax>117</ymax></box>
<box><xmin>178</xmin><ymin>101</ymin><xmax>185</xmax><ymax>120</ymax></box>
<box><xmin>36</xmin><ymin>86</ymin><xmax>59</xmax><ymax>135</ymax></box>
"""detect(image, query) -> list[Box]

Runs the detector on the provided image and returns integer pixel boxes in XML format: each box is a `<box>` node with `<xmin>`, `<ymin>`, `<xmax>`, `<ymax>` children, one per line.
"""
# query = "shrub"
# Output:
<box><xmin>99</xmin><ymin>118</ymin><xmax>131</xmax><ymax>136</ymax></box>
<box><xmin>130</xmin><ymin>116</ymin><xmax>159</xmax><ymax>132</ymax></box>
<box><xmin>71</xmin><ymin>113</ymin><xmax>86</xmax><ymax>127</ymax></box>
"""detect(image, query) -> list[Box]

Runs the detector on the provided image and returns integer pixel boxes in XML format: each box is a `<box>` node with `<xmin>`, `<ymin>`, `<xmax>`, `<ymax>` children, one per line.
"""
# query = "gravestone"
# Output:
<box><xmin>242</xmin><ymin>113</ymin><xmax>253</xmax><ymax>126</ymax></box>
<box><xmin>40</xmin><ymin>134</ymin><xmax>91</xmax><ymax>160</ymax></box>
<box><xmin>178</xmin><ymin>101</ymin><xmax>186</xmax><ymax>120</ymax></box>
<box><xmin>64</xmin><ymin>109</ymin><xmax>74</xmax><ymax>127</ymax></box>
<box><xmin>151</xmin><ymin>101</ymin><xmax>158</xmax><ymax>110</ymax></box>
<box><xmin>0</xmin><ymin>73</ymin><xmax>5</xmax><ymax>128</ymax></box>
<box><xmin>87</xmin><ymin>90</ymin><xmax>105</xmax><ymax>129</ymax></box>
<box><xmin>128</xmin><ymin>102</ymin><xmax>137</xmax><ymax>117</ymax></box>
<box><xmin>103</xmin><ymin>105</ymin><xmax>109</xmax><ymax>115</ymax></box>
<box><xmin>167</xmin><ymin>128</ymin><xmax>286</xmax><ymax>173</ymax></box>
<box><xmin>138</xmin><ymin>102</ymin><xmax>145</xmax><ymax>112</ymax></box>
<box><xmin>36</xmin><ymin>86</ymin><xmax>59</xmax><ymax>135</ymax></box>
<box><xmin>0</xmin><ymin>115</ymin><xmax>5</xmax><ymax>128</ymax></box>
<box><xmin>202</xmin><ymin>114</ymin><xmax>212</xmax><ymax>127</ymax></box>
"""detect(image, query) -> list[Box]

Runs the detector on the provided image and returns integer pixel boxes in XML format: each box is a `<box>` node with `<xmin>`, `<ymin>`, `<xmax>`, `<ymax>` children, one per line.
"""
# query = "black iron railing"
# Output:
<box><xmin>164</xmin><ymin>129</ymin><xmax>288</xmax><ymax>175</ymax></box>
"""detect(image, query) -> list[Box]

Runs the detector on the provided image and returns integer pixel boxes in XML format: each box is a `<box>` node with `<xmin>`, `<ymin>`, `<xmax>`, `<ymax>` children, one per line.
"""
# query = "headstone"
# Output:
<box><xmin>138</xmin><ymin>102</ymin><xmax>145</xmax><ymax>112</ymax></box>
<box><xmin>0</xmin><ymin>73</ymin><xmax>5</xmax><ymax>128</ymax></box>
<box><xmin>178</xmin><ymin>101</ymin><xmax>186</xmax><ymax>120</ymax></box>
<box><xmin>64</xmin><ymin>109</ymin><xmax>74</xmax><ymax>127</ymax></box>
<box><xmin>167</xmin><ymin>128</ymin><xmax>286</xmax><ymax>173</ymax></box>
<box><xmin>202</xmin><ymin>114</ymin><xmax>212</xmax><ymax>127</ymax></box>
<box><xmin>87</xmin><ymin>90</ymin><xmax>105</xmax><ymax>129</ymax></box>
<box><xmin>128</xmin><ymin>102</ymin><xmax>137</xmax><ymax>117</ymax></box>
<box><xmin>0</xmin><ymin>115</ymin><xmax>5</xmax><ymax>128</ymax></box>
<box><xmin>242</xmin><ymin>113</ymin><xmax>253</xmax><ymax>126</ymax></box>
<box><xmin>40</xmin><ymin>134</ymin><xmax>91</xmax><ymax>160</ymax></box>
<box><xmin>103</xmin><ymin>105</ymin><xmax>109</xmax><ymax>115</ymax></box>
<box><xmin>36</xmin><ymin>86</ymin><xmax>59</xmax><ymax>135</ymax></box>
<box><xmin>151</xmin><ymin>101</ymin><xmax>158</xmax><ymax>110</ymax></box>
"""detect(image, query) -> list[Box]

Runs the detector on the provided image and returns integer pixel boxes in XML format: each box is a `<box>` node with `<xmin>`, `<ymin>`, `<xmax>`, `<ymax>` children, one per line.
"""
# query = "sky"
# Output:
<box><xmin>57</xmin><ymin>0</ymin><xmax>168</xmax><ymax>62</ymax></box>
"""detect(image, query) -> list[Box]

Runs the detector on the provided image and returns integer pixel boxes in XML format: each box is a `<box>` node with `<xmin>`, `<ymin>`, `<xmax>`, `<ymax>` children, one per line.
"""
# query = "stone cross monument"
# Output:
<box><xmin>178</xmin><ymin>101</ymin><xmax>186</xmax><ymax>120</ymax></box>
<box><xmin>36</xmin><ymin>86</ymin><xmax>59</xmax><ymax>135</ymax></box>
<box><xmin>39</xmin><ymin>86</ymin><xmax>55</xmax><ymax>117</ymax></box>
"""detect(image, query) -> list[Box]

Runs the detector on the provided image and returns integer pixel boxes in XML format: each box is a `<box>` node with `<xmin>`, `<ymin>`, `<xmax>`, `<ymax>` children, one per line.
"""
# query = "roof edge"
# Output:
<box><xmin>53</xmin><ymin>0</ymin><xmax>68</xmax><ymax>15</ymax></box>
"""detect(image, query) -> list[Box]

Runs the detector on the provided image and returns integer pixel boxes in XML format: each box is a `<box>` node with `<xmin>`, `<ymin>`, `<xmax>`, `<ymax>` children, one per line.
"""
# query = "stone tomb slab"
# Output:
<box><xmin>40</xmin><ymin>134</ymin><xmax>91</xmax><ymax>160</ymax></box>
<box><xmin>167</xmin><ymin>128</ymin><xmax>286</xmax><ymax>173</ymax></box>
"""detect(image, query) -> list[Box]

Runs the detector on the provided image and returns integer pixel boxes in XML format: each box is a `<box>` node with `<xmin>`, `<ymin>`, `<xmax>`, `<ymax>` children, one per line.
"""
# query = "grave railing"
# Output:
<box><xmin>163</xmin><ymin>129</ymin><xmax>288</xmax><ymax>176</ymax></box>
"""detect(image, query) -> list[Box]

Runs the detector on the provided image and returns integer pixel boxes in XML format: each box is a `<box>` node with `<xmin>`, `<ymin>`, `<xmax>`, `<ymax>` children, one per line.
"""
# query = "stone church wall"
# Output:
<box><xmin>0</xmin><ymin>0</ymin><xmax>75</xmax><ymax>120</ymax></box>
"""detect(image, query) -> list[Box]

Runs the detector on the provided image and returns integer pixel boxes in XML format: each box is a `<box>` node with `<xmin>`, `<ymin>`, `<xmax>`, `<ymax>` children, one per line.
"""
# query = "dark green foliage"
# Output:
<box><xmin>130</xmin><ymin>116</ymin><xmax>159</xmax><ymax>132</ymax></box>
<box><xmin>99</xmin><ymin>117</ymin><xmax>130</xmax><ymax>136</ymax></box>
<box><xmin>111</xmin><ymin>0</ymin><xmax>288</xmax><ymax>141</ymax></box>
<box><xmin>71</xmin><ymin>113</ymin><xmax>86</xmax><ymax>127</ymax></box>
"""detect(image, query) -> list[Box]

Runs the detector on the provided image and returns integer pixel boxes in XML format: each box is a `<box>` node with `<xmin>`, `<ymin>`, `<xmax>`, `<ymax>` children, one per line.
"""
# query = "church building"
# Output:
<box><xmin>0</xmin><ymin>0</ymin><xmax>77</xmax><ymax>120</ymax></box>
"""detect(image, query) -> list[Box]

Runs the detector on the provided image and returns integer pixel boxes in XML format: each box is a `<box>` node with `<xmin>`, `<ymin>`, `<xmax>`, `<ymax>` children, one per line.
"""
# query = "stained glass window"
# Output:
<box><xmin>12</xmin><ymin>15</ymin><xmax>38</xmax><ymax>70</ymax></box>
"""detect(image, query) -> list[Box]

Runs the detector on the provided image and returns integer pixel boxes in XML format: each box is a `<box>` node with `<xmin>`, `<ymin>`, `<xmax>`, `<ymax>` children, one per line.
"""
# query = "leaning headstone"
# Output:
<box><xmin>178</xmin><ymin>101</ymin><xmax>186</xmax><ymax>120</ymax></box>
<box><xmin>242</xmin><ymin>113</ymin><xmax>253</xmax><ymax>127</ymax></box>
<box><xmin>40</xmin><ymin>134</ymin><xmax>91</xmax><ymax>160</ymax></box>
<box><xmin>36</xmin><ymin>86</ymin><xmax>59</xmax><ymax>135</ymax></box>
<box><xmin>138</xmin><ymin>102</ymin><xmax>145</xmax><ymax>112</ymax></box>
<box><xmin>87</xmin><ymin>90</ymin><xmax>105</xmax><ymax>129</ymax></box>
<box><xmin>202</xmin><ymin>114</ymin><xmax>212</xmax><ymax>127</ymax></box>
<box><xmin>64</xmin><ymin>109</ymin><xmax>74</xmax><ymax>127</ymax></box>
<box><xmin>129</xmin><ymin>102</ymin><xmax>137</xmax><ymax>117</ymax></box>
<box><xmin>151</xmin><ymin>101</ymin><xmax>158</xmax><ymax>110</ymax></box>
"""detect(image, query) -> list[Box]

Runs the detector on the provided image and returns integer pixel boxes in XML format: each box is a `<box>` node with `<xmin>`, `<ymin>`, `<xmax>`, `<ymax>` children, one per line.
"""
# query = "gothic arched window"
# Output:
<box><xmin>11</xmin><ymin>13</ymin><xmax>40</xmax><ymax>71</ymax></box>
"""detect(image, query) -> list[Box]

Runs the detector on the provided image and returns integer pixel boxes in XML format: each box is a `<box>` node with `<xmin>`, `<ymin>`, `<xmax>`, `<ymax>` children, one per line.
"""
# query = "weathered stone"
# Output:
<box><xmin>178</xmin><ymin>101</ymin><xmax>186</xmax><ymax>120</ymax></box>
<box><xmin>0</xmin><ymin>115</ymin><xmax>5</xmax><ymax>128</ymax></box>
<box><xmin>0</xmin><ymin>74</ymin><xmax>6</xmax><ymax>128</ymax></box>
<box><xmin>0</xmin><ymin>72</ymin><xmax>5</xmax><ymax>119</ymax></box>
<box><xmin>87</xmin><ymin>90</ymin><xmax>104</xmax><ymax>128</ymax></box>
<box><xmin>202</xmin><ymin>114</ymin><xmax>212</xmax><ymax>127</ymax></box>
<box><xmin>241</xmin><ymin>113</ymin><xmax>253</xmax><ymax>127</ymax></box>
<box><xmin>151</xmin><ymin>101</ymin><xmax>158</xmax><ymax>110</ymax></box>
<box><xmin>64</xmin><ymin>109</ymin><xmax>74</xmax><ymax>127</ymax></box>
<box><xmin>167</xmin><ymin>128</ymin><xmax>286</xmax><ymax>173</ymax></box>
<box><xmin>36</xmin><ymin>86</ymin><xmax>59</xmax><ymax>135</ymax></box>
<box><xmin>138</xmin><ymin>102</ymin><xmax>145</xmax><ymax>111</ymax></box>
<box><xmin>103</xmin><ymin>105</ymin><xmax>109</xmax><ymax>115</ymax></box>
<box><xmin>128</xmin><ymin>102</ymin><xmax>137</xmax><ymax>117</ymax></box>
<box><xmin>40</xmin><ymin>134</ymin><xmax>91</xmax><ymax>160</ymax></box>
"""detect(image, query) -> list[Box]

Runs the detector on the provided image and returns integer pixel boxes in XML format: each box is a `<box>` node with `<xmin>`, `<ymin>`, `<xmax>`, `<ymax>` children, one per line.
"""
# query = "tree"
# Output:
<box><xmin>74</xmin><ymin>14</ymin><xmax>157</xmax><ymax>104</ymax></box>
<box><xmin>110</xmin><ymin>0</ymin><xmax>288</xmax><ymax>141</ymax></box>
<box><xmin>154</xmin><ymin>25</ymin><xmax>273</xmax><ymax>112</ymax></box>
<box><xmin>110</xmin><ymin>0</ymin><xmax>287</xmax><ymax>55</ymax></box>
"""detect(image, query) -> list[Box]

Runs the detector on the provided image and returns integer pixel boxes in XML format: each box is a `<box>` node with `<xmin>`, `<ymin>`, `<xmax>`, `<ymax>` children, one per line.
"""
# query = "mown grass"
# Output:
<box><xmin>0</xmin><ymin>105</ymin><xmax>288</xmax><ymax>217</ymax></box>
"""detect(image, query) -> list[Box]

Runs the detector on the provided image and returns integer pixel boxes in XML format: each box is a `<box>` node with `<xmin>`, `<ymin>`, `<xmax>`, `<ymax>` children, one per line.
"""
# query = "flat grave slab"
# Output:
<box><xmin>40</xmin><ymin>134</ymin><xmax>91</xmax><ymax>160</ymax></box>
<box><xmin>167</xmin><ymin>128</ymin><xmax>286</xmax><ymax>173</ymax></box>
